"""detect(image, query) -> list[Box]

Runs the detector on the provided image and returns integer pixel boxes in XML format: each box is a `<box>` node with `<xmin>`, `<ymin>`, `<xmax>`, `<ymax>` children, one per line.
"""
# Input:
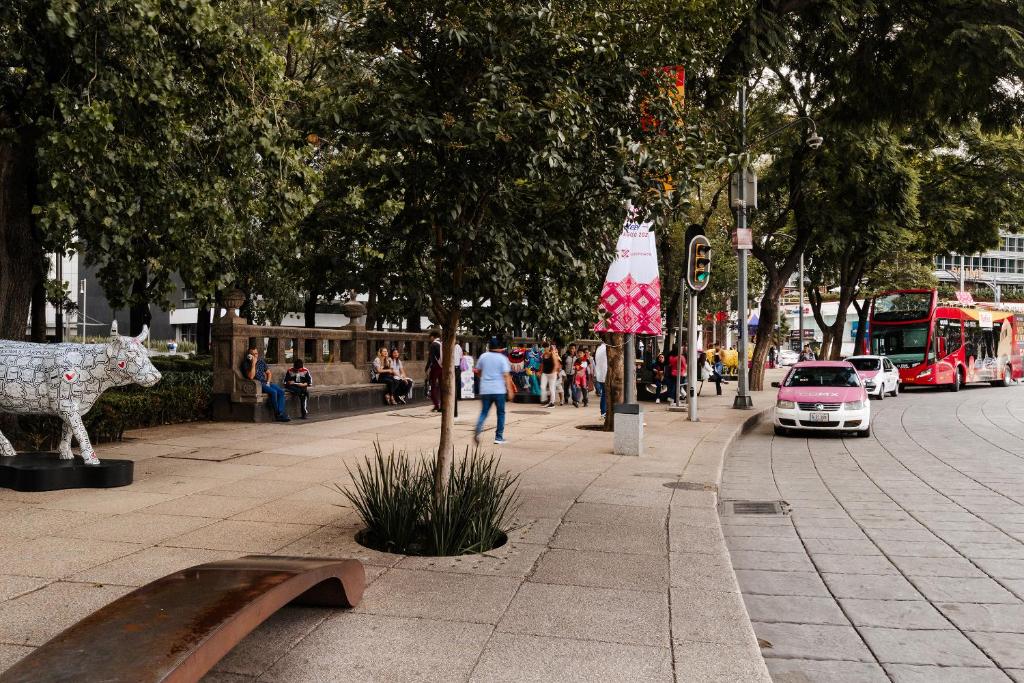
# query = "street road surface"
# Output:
<box><xmin>722</xmin><ymin>385</ymin><xmax>1024</xmax><ymax>682</ymax></box>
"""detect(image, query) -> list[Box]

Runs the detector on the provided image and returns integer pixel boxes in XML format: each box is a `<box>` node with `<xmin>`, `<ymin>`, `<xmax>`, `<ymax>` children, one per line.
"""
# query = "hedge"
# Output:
<box><xmin>9</xmin><ymin>367</ymin><xmax>212</xmax><ymax>451</ymax></box>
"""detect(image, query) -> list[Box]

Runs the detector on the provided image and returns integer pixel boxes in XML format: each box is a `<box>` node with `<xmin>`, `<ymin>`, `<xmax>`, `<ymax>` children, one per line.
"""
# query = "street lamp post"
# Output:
<box><xmin>798</xmin><ymin>252</ymin><xmax>805</xmax><ymax>350</ymax></box>
<box><xmin>733</xmin><ymin>85</ymin><xmax>754</xmax><ymax>409</ymax></box>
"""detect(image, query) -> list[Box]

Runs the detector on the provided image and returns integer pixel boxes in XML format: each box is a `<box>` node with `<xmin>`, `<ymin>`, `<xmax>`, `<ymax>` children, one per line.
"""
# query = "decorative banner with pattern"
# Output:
<box><xmin>594</xmin><ymin>206</ymin><xmax>662</xmax><ymax>335</ymax></box>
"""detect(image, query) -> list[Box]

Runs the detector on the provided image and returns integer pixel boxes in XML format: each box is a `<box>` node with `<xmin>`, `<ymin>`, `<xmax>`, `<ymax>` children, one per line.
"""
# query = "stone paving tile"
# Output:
<box><xmin>742</xmin><ymin>594</ymin><xmax>848</xmax><ymax>625</ymax></box>
<box><xmin>261</xmin><ymin>613</ymin><xmax>493</xmax><ymax>683</ymax></box>
<box><xmin>796</xmin><ymin>525</ymin><xmax>871</xmax><ymax>540</ymax></box>
<box><xmin>550</xmin><ymin>520</ymin><xmax>666</xmax><ymax>556</ymax></box>
<box><xmin>722</xmin><ymin>522</ymin><xmax>800</xmax><ymax>539</ymax></box>
<box><xmin>728</xmin><ymin>549</ymin><xmax>817</xmax><ymax>572</ymax></box>
<box><xmin>812</xmin><ymin>554</ymin><xmax>899</xmax><ymax>575</ymax></box>
<box><xmin>470</xmin><ymin>632</ymin><xmax>673</xmax><ymax>683</ymax></box>
<box><xmin>726</xmin><ymin>535</ymin><xmax>806</xmax><ymax>553</ymax></box>
<box><xmin>0</xmin><ymin>508</ymin><xmax>106</xmax><ymax>540</ymax></box>
<box><xmin>975</xmin><ymin>558</ymin><xmax>1024</xmax><ymax>579</ymax></box>
<box><xmin>0</xmin><ymin>581</ymin><xmax>133</xmax><ymax>646</ymax></box>
<box><xmin>752</xmin><ymin>622</ymin><xmax>874</xmax><ymax>662</ymax></box>
<box><xmin>872</xmin><ymin>538</ymin><xmax>962</xmax><ymax>557</ymax></box>
<box><xmin>766</xmin><ymin>658</ymin><xmax>889</xmax><ymax>682</ymax></box>
<box><xmin>213</xmin><ymin>607</ymin><xmax>331</xmax><ymax>677</ymax></box>
<box><xmin>0</xmin><ymin>536</ymin><xmax>144</xmax><ymax>579</ymax></box>
<box><xmin>0</xmin><ymin>575</ymin><xmax>49</xmax><ymax>603</ymax></box>
<box><xmin>673</xmin><ymin>641</ymin><xmax>769</xmax><ymax>682</ymax></box>
<box><xmin>163</xmin><ymin>519</ymin><xmax>318</xmax><ymax>554</ymax></box>
<box><xmin>397</xmin><ymin>541</ymin><xmax>547</xmax><ymax>579</ymax></box>
<box><xmin>357</xmin><ymin>568</ymin><xmax>520</xmax><ymax>625</ymax></box>
<box><xmin>802</xmin><ymin>537</ymin><xmax>883</xmax><ymax>556</ymax></box>
<box><xmin>72</xmin><ymin>546</ymin><xmax>243</xmax><ymax>587</ymax></box>
<box><xmin>734</xmin><ymin>569</ymin><xmax>831</xmax><ymax>597</ymax></box>
<box><xmin>531</xmin><ymin>548</ymin><xmax>667</xmax><ymax>592</ymax></box>
<box><xmin>0</xmin><ymin>644</ymin><xmax>33</xmax><ymax>672</ymax></box>
<box><xmin>498</xmin><ymin>582</ymin><xmax>669</xmax><ymax>647</ymax></box>
<box><xmin>912</xmin><ymin>576</ymin><xmax>1021</xmax><ymax>604</ymax></box>
<box><xmin>142</xmin><ymin>494</ymin><xmax>264</xmax><ymax>518</ymax></box>
<box><xmin>670</xmin><ymin>551</ymin><xmax>741</xmax><ymax>593</ymax></box>
<box><xmin>823</xmin><ymin>572</ymin><xmax>923</xmax><ymax>600</ymax></box>
<box><xmin>860</xmin><ymin>627</ymin><xmax>993</xmax><ymax>667</ymax></box>
<box><xmin>562</xmin><ymin>501</ymin><xmax>666</xmax><ymax>527</ymax></box>
<box><xmin>890</xmin><ymin>555</ymin><xmax>987</xmax><ymax>578</ymax></box>
<box><xmin>62</xmin><ymin>511</ymin><xmax>215</xmax><ymax>545</ymax></box>
<box><xmin>884</xmin><ymin>664</ymin><xmax>1012</xmax><ymax>682</ymax></box>
<box><xmin>969</xmin><ymin>632</ymin><xmax>1024</xmax><ymax>669</ymax></box>
<box><xmin>936</xmin><ymin>602</ymin><xmax>1024</xmax><ymax>632</ymax></box>
<box><xmin>839</xmin><ymin>598</ymin><xmax>952</xmax><ymax>629</ymax></box>
<box><xmin>671</xmin><ymin>587</ymin><xmax>760</xmax><ymax>645</ymax></box>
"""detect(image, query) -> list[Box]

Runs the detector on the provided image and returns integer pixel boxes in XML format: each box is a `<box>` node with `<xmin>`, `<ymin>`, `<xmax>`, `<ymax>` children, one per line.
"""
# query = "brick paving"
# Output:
<box><xmin>721</xmin><ymin>385</ymin><xmax>1024</xmax><ymax>682</ymax></box>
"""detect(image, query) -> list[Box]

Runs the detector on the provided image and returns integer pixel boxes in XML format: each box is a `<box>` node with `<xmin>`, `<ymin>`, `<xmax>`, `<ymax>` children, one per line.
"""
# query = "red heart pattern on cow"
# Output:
<box><xmin>117</xmin><ymin>361</ymin><xmax>127</xmax><ymax>369</ymax></box>
<box><xmin>63</xmin><ymin>371</ymin><xmax>77</xmax><ymax>382</ymax></box>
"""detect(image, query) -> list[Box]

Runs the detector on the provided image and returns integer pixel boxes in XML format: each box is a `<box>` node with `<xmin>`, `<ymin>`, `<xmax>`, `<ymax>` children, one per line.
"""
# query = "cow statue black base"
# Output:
<box><xmin>0</xmin><ymin>324</ymin><xmax>162</xmax><ymax>466</ymax></box>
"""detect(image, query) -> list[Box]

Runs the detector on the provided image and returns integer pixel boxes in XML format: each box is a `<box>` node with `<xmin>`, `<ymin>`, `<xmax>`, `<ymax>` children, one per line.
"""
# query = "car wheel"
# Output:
<box><xmin>876</xmin><ymin>387</ymin><xmax>883</xmax><ymax>401</ymax></box>
<box><xmin>857</xmin><ymin>424</ymin><xmax>871</xmax><ymax>438</ymax></box>
<box><xmin>891</xmin><ymin>382</ymin><xmax>899</xmax><ymax>397</ymax></box>
<box><xmin>950</xmin><ymin>369</ymin><xmax>962</xmax><ymax>392</ymax></box>
<box><xmin>774</xmin><ymin>425</ymin><xmax>789</xmax><ymax>437</ymax></box>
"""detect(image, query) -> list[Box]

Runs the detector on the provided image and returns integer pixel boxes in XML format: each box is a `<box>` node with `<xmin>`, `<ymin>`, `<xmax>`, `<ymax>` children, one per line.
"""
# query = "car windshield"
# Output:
<box><xmin>784</xmin><ymin>367</ymin><xmax>861</xmax><ymax>387</ymax></box>
<box><xmin>848</xmin><ymin>358</ymin><xmax>881</xmax><ymax>371</ymax></box>
<box><xmin>870</xmin><ymin>324</ymin><xmax>929</xmax><ymax>365</ymax></box>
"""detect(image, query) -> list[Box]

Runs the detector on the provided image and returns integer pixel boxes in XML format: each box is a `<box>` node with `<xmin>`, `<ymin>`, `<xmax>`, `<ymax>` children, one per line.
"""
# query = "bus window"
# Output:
<box><xmin>937</xmin><ymin>319</ymin><xmax>962</xmax><ymax>358</ymax></box>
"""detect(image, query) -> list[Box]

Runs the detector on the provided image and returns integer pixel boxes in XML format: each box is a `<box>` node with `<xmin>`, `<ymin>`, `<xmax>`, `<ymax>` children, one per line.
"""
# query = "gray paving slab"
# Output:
<box><xmin>752</xmin><ymin>622</ymin><xmax>875</xmax><ymax>662</ymax></box>
<box><xmin>823</xmin><ymin>572</ymin><xmax>923</xmax><ymax>600</ymax></box>
<box><xmin>936</xmin><ymin>602</ymin><xmax>1024</xmax><ymax>632</ymax></box>
<box><xmin>766</xmin><ymin>658</ymin><xmax>889</xmax><ymax>682</ymax></box>
<box><xmin>884</xmin><ymin>664</ymin><xmax>1012</xmax><ymax>683</ymax></box>
<box><xmin>733</xmin><ymin>569</ymin><xmax>831</xmax><ymax>597</ymax></box>
<box><xmin>859</xmin><ymin>627</ymin><xmax>993</xmax><ymax>666</ymax></box>
<box><xmin>969</xmin><ymin>632</ymin><xmax>1024</xmax><ymax>669</ymax></box>
<box><xmin>742</xmin><ymin>594</ymin><xmax>849</xmax><ymax>625</ymax></box>
<box><xmin>912</xmin><ymin>576</ymin><xmax>1021</xmax><ymax>604</ymax></box>
<box><xmin>839</xmin><ymin>598</ymin><xmax>952</xmax><ymax>629</ymax></box>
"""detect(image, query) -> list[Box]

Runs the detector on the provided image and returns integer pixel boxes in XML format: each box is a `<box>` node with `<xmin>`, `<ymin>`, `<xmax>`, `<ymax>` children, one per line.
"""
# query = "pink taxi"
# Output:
<box><xmin>772</xmin><ymin>361</ymin><xmax>871</xmax><ymax>437</ymax></box>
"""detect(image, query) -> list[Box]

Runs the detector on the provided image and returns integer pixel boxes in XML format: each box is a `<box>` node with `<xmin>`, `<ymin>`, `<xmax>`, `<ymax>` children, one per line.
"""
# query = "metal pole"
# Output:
<box><xmin>798</xmin><ymin>252</ymin><xmax>805</xmax><ymax>351</ymax></box>
<box><xmin>624</xmin><ymin>333</ymin><xmax>636</xmax><ymax>404</ymax></box>
<box><xmin>81</xmin><ymin>278</ymin><xmax>87</xmax><ymax>340</ymax></box>
<box><xmin>734</xmin><ymin>83</ymin><xmax>753</xmax><ymax>409</ymax></box>
<box><xmin>688</xmin><ymin>293</ymin><xmax>699</xmax><ymax>421</ymax></box>
<box><xmin>960</xmin><ymin>255</ymin><xmax>965</xmax><ymax>293</ymax></box>
<box><xmin>676</xmin><ymin>281</ymin><xmax>685</xmax><ymax>405</ymax></box>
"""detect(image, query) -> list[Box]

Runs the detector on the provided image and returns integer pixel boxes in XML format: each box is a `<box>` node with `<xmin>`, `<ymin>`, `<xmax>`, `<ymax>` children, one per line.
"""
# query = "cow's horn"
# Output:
<box><xmin>134</xmin><ymin>325</ymin><xmax>150</xmax><ymax>343</ymax></box>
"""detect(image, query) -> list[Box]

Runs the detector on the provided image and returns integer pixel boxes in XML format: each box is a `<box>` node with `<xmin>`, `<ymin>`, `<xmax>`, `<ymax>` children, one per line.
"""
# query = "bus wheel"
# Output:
<box><xmin>950</xmin><ymin>369</ymin><xmax>962</xmax><ymax>392</ymax></box>
<box><xmin>992</xmin><ymin>373</ymin><xmax>1012</xmax><ymax>388</ymax></box>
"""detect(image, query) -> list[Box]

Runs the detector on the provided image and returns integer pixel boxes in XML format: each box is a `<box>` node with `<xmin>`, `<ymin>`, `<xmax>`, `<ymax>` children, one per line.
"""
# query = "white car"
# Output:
<box><xmin>847</xmin><ymin>355</ymin><xmax>900</xmax><ymax>400</ymax></box>
<box><xmin>778</xmin><ymin>349</ymin><xmax>800</xmax><ymax>366</ymax></box>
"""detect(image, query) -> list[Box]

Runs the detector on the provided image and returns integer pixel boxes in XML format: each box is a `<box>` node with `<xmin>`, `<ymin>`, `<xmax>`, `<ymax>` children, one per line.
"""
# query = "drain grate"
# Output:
<box><xmin>730</xmin><ymin>500</ymin><xmax>784</xmax><ymax>515</ymax></box>
<box><xmin>663</xmin><ymin>481</ymin><xmax>719</xmax><ymax>492</ymax></box>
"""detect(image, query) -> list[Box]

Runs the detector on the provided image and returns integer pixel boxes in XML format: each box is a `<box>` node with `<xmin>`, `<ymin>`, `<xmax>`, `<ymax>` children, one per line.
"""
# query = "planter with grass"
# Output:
<box><xmin>341</xmin><ymin>444</ymin><xmax>520</xmax><ymax>557</ymax></box>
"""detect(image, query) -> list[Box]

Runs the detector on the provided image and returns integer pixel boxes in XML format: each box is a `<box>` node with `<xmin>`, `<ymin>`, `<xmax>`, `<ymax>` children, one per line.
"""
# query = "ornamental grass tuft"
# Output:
<box><xmin>341</xmin><ymin>443</ymin><xmax>520</xmax><ymax>556</ymax></box>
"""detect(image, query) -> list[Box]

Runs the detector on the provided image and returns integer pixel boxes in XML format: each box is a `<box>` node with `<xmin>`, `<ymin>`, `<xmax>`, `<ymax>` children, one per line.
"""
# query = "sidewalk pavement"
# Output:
<box><xmin>0</xmin><ymin>379</ymin><xmax>779</xmax><ymax>682</ymax></box>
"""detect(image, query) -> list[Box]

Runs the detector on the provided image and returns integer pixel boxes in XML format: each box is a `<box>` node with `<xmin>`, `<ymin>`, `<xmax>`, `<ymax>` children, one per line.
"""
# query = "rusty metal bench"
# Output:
<box><xmin>0</xmin><ymin>555</ymin><xmax>365</xmax><ymax>683</ymax></box>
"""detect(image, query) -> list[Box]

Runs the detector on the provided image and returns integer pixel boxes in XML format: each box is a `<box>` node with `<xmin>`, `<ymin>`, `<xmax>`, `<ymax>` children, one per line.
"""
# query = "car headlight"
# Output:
<box><xmin>864</xmin><ymin>381</ymin><xmax>876</xmax><ymax>388</ymax></box>
<box><xmin>777</xmin><ymin>399</ymin><xmax>795</xmax><ymax>409</ymax></box>
<box><xmin>844</xmin><ymin>400</ymin><xmax>865</xmax><ymax>410</ymax></box>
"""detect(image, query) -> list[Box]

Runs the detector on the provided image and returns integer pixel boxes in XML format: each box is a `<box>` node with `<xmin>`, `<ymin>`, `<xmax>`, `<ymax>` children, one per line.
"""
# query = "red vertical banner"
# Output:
<box><xmin>594</xmin><ymin>205</ymin><xmax>662</xmax><ymax>335</ymax></box>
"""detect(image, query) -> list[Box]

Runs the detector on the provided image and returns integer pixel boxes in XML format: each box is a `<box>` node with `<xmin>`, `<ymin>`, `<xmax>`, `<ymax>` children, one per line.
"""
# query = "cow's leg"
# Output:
<box><xmin>58</xmin><ymin>423</ymin><xmax>74</xmax><ymax>460</ymax></box>
<box><xmin>61</xmin><ymin>412</ymin><xmax>99</xmax><ymax>465</ymax></box>
<box><xmin>0</xmin><ymin>428</ymin><xmax>15</xmax><ymax>458</ymax></box>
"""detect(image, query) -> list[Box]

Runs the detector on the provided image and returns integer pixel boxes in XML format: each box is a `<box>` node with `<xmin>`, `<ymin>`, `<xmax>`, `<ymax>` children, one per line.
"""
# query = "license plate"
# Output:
<box><xmin>809</xmin><ymin>412</ymin><xmax>830</xmax><ymax>422</ymax></box>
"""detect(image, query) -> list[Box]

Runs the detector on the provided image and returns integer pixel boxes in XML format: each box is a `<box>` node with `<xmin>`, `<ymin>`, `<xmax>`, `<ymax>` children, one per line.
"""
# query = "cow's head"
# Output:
<box><xmin>108</xmin><ymin>326</ymin><xmax>162</xmax><ymax>387</ymax></box>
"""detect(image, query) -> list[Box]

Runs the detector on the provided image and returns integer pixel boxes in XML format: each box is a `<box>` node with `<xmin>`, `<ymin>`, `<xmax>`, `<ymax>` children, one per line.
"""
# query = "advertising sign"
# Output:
<box><xmin>594</xmin><ymin>205</ymin><xmax>662</xmax><ymax>335</ymax></box>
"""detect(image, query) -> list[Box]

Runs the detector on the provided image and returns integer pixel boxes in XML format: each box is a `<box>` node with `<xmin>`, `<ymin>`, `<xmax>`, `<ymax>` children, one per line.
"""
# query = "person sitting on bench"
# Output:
<box><xmin>242</xmin><ymin>345</ymin><xmax>290</xmax><ymax>422</ymax></box>
<box><xmin>284</xmin><ymin>358</ymin><xmax>313</xmax><ymax>419</ymax></box>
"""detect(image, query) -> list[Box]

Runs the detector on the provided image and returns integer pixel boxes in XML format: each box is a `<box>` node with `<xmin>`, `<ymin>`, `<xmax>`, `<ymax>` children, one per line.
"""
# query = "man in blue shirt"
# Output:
<box><xmin>474</xmin><ymin>338</ymin><xmax>514</xmax><ymax>445</ymax></box>
<box><xmin>242</xmin><ymin>345</ymin><xmax>291</xmax><ymax>422</ymax></box>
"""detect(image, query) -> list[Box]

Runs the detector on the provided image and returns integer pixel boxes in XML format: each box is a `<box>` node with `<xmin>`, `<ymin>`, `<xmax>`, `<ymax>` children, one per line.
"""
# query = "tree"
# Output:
<box><xmin>0</xmin><ymin>0</ymin><xmax>311</xmax><ymax>340</ymax></box>
<box><xmin>329</xmin><ymin>0</ymin><xmax>728</xmax><ymax>497</ymax></box>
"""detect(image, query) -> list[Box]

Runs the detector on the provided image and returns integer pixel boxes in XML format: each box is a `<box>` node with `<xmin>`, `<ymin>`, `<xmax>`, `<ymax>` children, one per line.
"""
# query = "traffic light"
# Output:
<box><xmin>687</xmin><ymin>235</ymin><xmax>712</xmax><ymax>292</ymax></box>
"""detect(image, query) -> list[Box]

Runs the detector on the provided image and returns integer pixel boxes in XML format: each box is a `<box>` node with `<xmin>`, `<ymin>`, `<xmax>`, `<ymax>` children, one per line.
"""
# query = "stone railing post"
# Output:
<box><xmin>212</xmin><ymin>290</ymin><xmax>252</xmax><ymax>399</ymax></box>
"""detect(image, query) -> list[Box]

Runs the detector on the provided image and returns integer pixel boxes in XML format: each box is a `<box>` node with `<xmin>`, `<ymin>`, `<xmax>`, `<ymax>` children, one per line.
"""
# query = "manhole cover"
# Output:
<box><xmin>663</xmin><ymin>481</ymin><xmax>719</xmax><ymax>492</ymax></box>
<box><xmin>729</xmin><ymin>500</ymin><xmax>785</xmax><ymax>515</ymax></box>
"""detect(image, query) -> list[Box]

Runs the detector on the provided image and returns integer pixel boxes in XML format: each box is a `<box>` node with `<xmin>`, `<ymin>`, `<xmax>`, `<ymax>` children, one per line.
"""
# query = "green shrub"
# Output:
<box><xmin>341</xmin><ymin>444</ymin><xmax>520</xmax><ymax>557</ymax></box>
<box><xmin>151</xmin><ymin>355</ymin><xmax>212</xmax><ymax>374</ymax></box>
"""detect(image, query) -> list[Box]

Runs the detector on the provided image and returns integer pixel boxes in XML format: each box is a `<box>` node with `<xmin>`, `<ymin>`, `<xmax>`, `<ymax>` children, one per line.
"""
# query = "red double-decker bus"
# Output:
<box><xmin>868</xmin><ymin>289</ymin><xmax>1023</xmax><ymax>390</ymax></box>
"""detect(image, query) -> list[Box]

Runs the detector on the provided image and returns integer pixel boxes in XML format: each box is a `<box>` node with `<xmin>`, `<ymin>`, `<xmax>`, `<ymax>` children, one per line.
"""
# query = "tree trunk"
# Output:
<box><xmin>0</xmin><ymin>135</ymin><xmax>41</xmax><ymax>342</ymax></box>
<box><xmin>406</xmin><ymin>309</ymin><xmax>422</xmax><ymax>333</ymax></box>
<box><xmin>304</xmin><ymin>289</ymin><xmax>318</xmax><ymax>328</ymax></box>
<box><xmin>853</xmin><ymin>300</ymin><xmax>868</xmax><ymax>355</ymax></box>
<box><xmin>604</xmin><ymin>333</ymin><xmax>624</xmax><ymax>431</ymax></box>
<box><xmin>196</xmin><ymin>302</ymin><xmax>211</xmax><ymax>354</ymax></box>
<box><xmin>434</xmin><ymin>310</ymin><xmax>460</xmax><ymax>503</ymax></box>
<box><xmin>30</xmin><ymin>276</ymin><xmax>46</xmax><ymax>342</ymax></box>
<box><xmin>129</xmin><ymin>274</ymin><xmax>151</xmax><ymax>336</ymax></box>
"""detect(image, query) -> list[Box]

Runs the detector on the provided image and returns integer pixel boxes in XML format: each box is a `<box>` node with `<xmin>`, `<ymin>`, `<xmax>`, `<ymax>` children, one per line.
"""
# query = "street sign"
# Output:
<box><xmin>732</xmin><ymin>228</ymin><xmax>753</xmax><ymax>250</ymax></box>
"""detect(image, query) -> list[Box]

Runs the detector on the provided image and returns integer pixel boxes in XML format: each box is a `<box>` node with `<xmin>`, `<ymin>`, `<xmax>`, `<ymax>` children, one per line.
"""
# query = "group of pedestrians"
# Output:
<box><xmin>371</xmin><ymin>346</ymin><xmax>415</xmax><ymax>405</ymax></box>
<box><xmin>648</xmin><ymin>343</ymin><xmax>727</xmax><ymax>404</ymax></box>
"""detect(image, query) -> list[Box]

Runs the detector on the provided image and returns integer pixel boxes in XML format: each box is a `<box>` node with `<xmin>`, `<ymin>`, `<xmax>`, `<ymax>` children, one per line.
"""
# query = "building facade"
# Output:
<box><xmin>934</xmin><ymin>232</ymin><xmax>1024</xmax><ymax>298</ymax></box>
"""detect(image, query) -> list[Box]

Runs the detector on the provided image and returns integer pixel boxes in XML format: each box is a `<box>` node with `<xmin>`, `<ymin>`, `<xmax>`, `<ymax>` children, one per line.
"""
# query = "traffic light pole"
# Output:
<box><xmin>688</xmin><ymin>291</ymin><xmax>699</xmax><ymax>422</ymax></box>
<box><xmin>733</xmin><ymin>84</ymin><xmax>753</xmax><ymax>409</ymax></box>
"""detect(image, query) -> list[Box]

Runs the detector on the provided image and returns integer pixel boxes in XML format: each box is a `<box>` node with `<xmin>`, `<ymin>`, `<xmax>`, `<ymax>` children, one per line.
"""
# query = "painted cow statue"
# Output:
<box><xmin>0</xmin><ymin>324</ymin><xmax>162</xmax><ymax>464</ymax></box>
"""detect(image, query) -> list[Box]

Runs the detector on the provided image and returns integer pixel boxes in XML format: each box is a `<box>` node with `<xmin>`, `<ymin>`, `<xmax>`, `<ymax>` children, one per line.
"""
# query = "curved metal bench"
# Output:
<box><xmin>0</xmin><ymin>555</ymin><xmax>365</xmax><ymax>683</ymax></box>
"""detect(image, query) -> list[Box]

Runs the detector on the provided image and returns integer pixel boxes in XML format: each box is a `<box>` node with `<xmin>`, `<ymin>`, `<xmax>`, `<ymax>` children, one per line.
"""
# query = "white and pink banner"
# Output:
<box><xmin>594</xmin><ymin>206</ymin><xmax>662</xmax><ymax>335</ymax></box>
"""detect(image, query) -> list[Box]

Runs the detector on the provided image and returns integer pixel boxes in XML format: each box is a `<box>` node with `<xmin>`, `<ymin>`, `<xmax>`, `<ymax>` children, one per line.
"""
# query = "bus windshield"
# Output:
<box><xmin>784</xmin><ymin>366</ymin><xmax>862</xmax><ymax>387</ymax></box>
<box><xmin>873</xmin><ymin>292</ymin><xmax>933</xmax><ymax>322</ymax></box>
<box><xmin>871</xmin><ymin>324</ymin><xmax>929</xmax><ymax>365</ymax></box>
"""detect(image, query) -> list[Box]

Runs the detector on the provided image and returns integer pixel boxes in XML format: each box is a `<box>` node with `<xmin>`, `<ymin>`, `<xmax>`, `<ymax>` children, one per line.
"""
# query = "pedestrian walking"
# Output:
<box><xmin>594</xmin><ymin>339</ymin><xmax>608</xmax><ymax>419</ymax></box>
<box><xmin>711</xmin><ymin>344</ymin><xmax>724</xmax><ymax>396</ymax></box>
<box><xmin>426</xmin><ymin>330</ymin><xmax>443</xmax><ymax>412</ymax></box>
<box><xmin>799</xmin><ymin>345</ymin><xmax>816</xmax><ymax>362</ymax></box>
<box><xmin>651</xmin><ymin>353</ymin><xmax>667</xmax><ymax>403</ymax></box>
<box><xmin>562</xmin><ymin>343</ymin><xmax>577</xmax><ymax>406</ymax></box>
<box><xmin>474</xmin><ymin>338</ymin><xmax>515</xmax><ymax>445</ymax></box>
<box><xmin>540</xmin><ymin>342</ymin><xmax>561</xmax><ymax>408</ymax></box>
<box><xmin>452</xmin><ymin>338</ymin><xmax>464</xmax><ymax>418</ymax></box>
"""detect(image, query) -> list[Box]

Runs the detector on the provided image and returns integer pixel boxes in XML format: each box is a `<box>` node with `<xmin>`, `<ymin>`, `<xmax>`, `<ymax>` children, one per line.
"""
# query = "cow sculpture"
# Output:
<box><xmin>0</xmin><ymin>324</ymin><xmax>162</xmax><ymax>465</ymax></box>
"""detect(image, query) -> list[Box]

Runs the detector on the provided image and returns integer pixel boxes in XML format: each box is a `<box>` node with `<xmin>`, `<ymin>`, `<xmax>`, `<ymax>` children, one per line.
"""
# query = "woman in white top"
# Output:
<box><xmin>372</xmin><ymin>346</ymin><xmax>399</xmax><ymax>405</ymax></box>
